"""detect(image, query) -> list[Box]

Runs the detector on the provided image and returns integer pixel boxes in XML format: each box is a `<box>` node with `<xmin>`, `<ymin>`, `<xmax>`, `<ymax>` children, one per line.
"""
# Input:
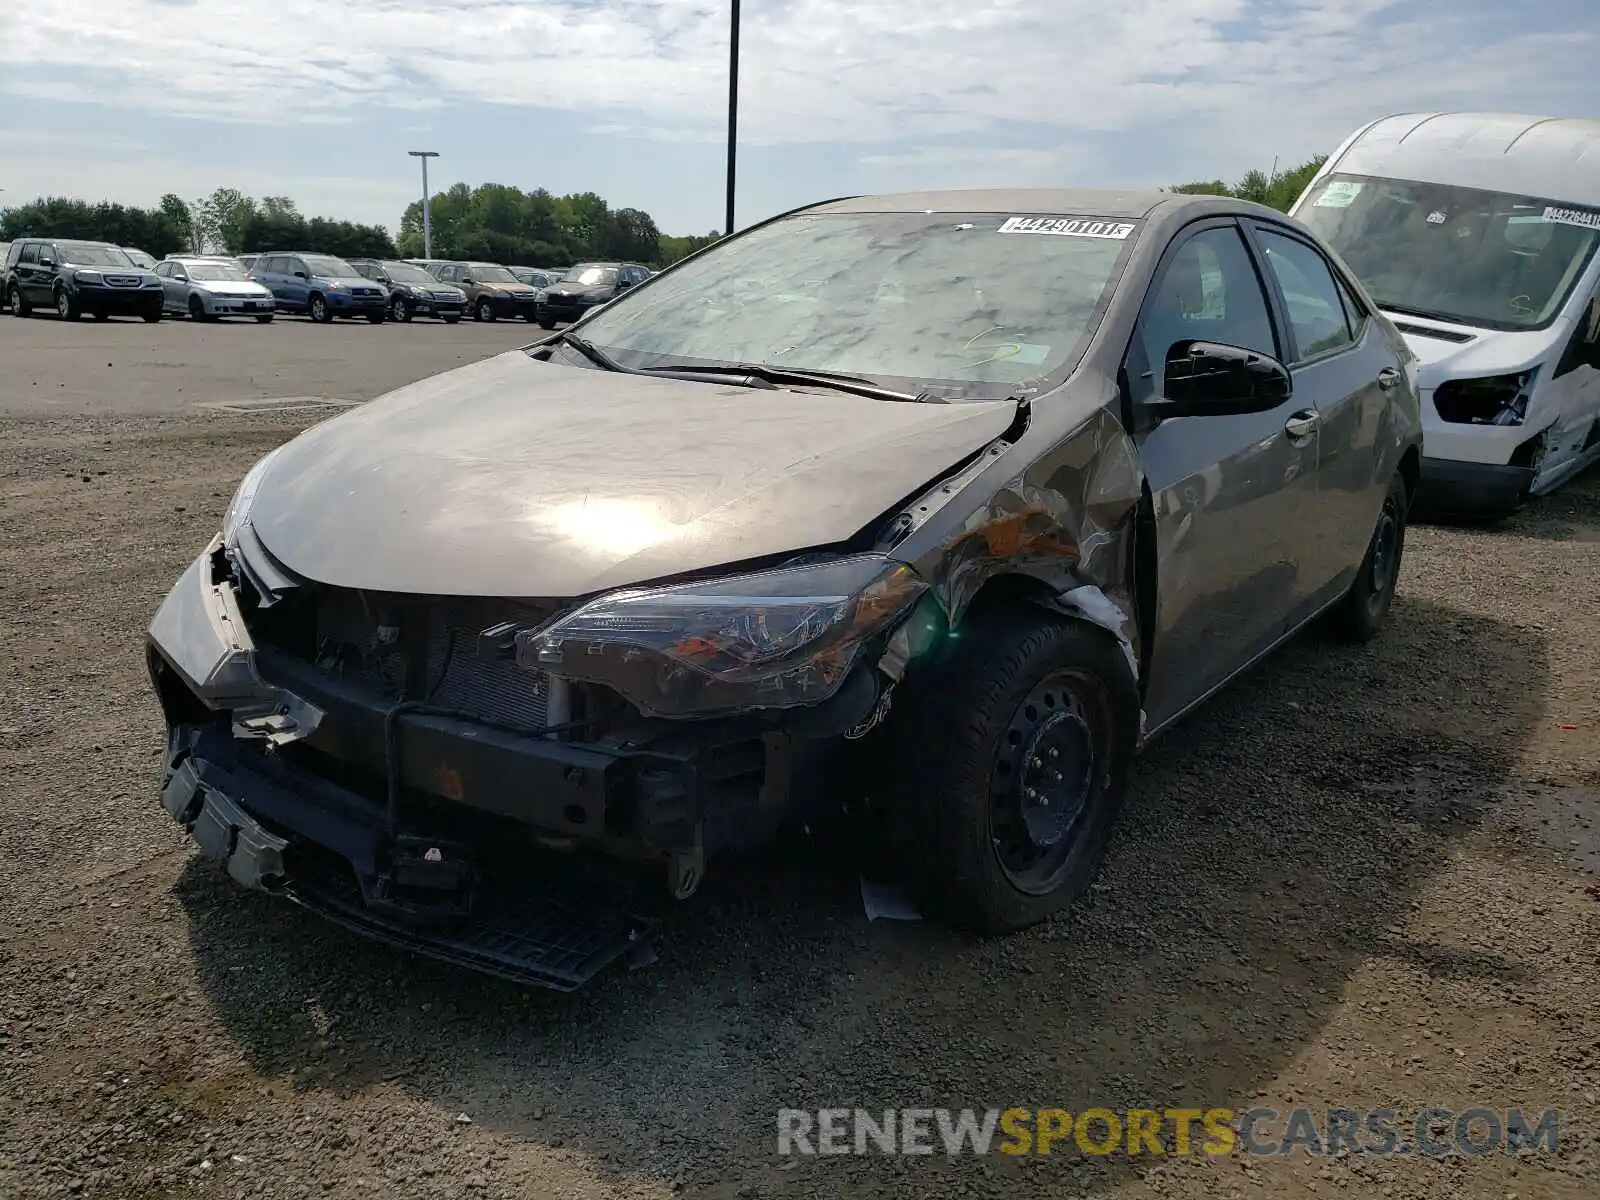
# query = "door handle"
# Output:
<box><xmin>1377</xmin><ymin>367</ymin><xmax>1401</xmax><ymax>390</ymax></box>
<box><xmin>1284</xmin><ymin>410</ymin><xmax>1320</xmax><ymax>440</ymax></box>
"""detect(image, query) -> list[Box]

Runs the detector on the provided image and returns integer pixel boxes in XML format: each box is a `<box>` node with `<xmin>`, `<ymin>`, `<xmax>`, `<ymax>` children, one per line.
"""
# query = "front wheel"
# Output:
<box><xmin>254</xmin><ymin>314</ymin><xmax>274</xmax><ymax>324</ymax></box>
<box><xmin>475</xmin><ymin>297</ymin><xmax>496</xmax><ymax>322</ymax></box>
<box><xmin>188</xmin><ymin>295</ymin><xmax>210</xmax><ymax>322</ymax></box>
<box><xmin>1324</xmin><ymin>470</ymin><xmax>1409</xmax><ymax>642</ymax></box>
<box><xmin>390</xmin><ymin>296</ymin><xmax>412</xmax><ymax>322</ymax></box>
<box><xmin>537</xmin><ymin>315</ymin><xmax>556</xmax><ymax>330</ymax></box>
<box><xmin>882</xmin><ymin>608</ymin><xmax>1141</xmax><ymax>932</ymax></box>
<box><xmin>366</xmin><ymin>310</ymin><xmax>386</xmax><ymax>324</ymax></box>
<box><xmin>56</xmin><ymin>288</ymin><xmax>80</xmax><ymax>321</ymax></box>
<box><xmin>441</xmin><ymin>314</ymin><xmax>461</xmax><ymax>325</ymax></box>
<box><xmin>307</xmin><ymin>293</ymin><xmax>332</xmax><ymax>324</ymax></box>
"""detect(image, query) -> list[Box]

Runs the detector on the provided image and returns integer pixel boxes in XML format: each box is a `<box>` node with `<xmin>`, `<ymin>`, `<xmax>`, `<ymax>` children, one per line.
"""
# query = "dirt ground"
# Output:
<box><xmin>1</xmin><ymin>314</ymin><xmax>1597</xmax><ymax>1200</ymax></box>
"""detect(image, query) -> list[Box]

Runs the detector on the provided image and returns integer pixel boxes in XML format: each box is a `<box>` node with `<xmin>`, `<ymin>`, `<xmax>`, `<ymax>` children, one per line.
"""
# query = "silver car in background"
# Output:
<box><xmin>157</xmin><ymin>256</ymin><xmax>278</xmax><ymax>322</ymax></box>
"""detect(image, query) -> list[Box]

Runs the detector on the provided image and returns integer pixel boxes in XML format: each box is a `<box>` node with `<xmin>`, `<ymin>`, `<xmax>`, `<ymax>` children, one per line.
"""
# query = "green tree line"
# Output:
<box><xmin>1168</xmin><ymin>155</ymin><xmax>1328</xmax><ymax>211</ymax></box>
<box><xmin>0</xmin><ymin>156</ymin><xmax>1326</xmax><ymax>268</ymax></box>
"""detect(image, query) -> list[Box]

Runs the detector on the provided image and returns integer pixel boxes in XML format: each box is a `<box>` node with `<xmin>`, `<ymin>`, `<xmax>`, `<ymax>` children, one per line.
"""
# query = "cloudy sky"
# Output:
<box><xmin>0</xmin><ymin>0</ymin><xmax>1595</xmax><ymax>237</ymax></box>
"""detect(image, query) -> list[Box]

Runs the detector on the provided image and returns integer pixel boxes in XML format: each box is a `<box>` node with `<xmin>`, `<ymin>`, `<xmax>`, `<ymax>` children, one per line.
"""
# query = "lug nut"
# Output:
<box><xmin>1048</xmin><ymin>748</ymin><xmax>1059</xmax><ymax>759</ymax></box>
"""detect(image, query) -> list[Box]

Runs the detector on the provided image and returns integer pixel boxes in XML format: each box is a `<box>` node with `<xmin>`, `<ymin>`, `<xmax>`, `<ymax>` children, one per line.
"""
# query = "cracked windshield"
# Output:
<box><xmin>575</xmin><ymin>212</ymin><xmax>1137</xmax><ymax>395</ymax></box>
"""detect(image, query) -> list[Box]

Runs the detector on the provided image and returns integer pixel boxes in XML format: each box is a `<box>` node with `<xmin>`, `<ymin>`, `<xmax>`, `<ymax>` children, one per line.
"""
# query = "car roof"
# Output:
<box><xmin>1330</xmin><ymin>112</ymin><xmax>1600</xmax><ymax>208</ymax></box>
<box><xmin>806</xmin><ymin>188</ymin><xmax>1183</xmax><ymax>218</ymax></box>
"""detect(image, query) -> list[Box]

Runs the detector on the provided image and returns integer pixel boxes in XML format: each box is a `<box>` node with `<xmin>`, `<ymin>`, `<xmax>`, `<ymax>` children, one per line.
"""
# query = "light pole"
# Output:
<box><xmin>725</xmin><ymin>0</ymin><xmax>739</xmax><ymax>237</ymax></box>
<box><xmin>408</xmin><ymin>150</ymin><xmax>439</xmax><ymax>258</ymax></box>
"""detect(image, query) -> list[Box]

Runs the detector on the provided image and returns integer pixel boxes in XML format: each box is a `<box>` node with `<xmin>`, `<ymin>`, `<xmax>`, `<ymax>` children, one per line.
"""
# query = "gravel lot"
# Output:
<box><xmin>1</xmin><ymin>313</ymin><xmax>1597</xmax><ymax>1200</ymax></box>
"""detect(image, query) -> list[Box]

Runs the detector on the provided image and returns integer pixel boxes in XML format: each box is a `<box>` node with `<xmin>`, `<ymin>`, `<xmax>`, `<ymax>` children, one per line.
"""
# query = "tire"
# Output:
<box><xmin>142</xmin><ymin>306</ymin><xmax>162</xmax><ymax>324</ymax></box>
<box><xmin>56</xmin><ymin>288</ymin><xmax>81</xmax><ymax>321</ymax></box>
<box><xmin>307</xmin><ymin>293</ymin><xmax>331</xmax><ymax>324</ymax></box>
<box><xmin>188</xmin><ymin>295</ymin><xmax>210</xmax><ymax>322</ymax></box>
<box><xmin>537</xmin><ymin>316</ymin><xmax>556</xmax><ymax>330</ymax></box>
<box><xmin>366</xmin><ymin>310</ymin><xmax>386</xmax><ymax>324</ymax></box>
<box><xmin>8</xmin><ymin>282</ymin><xmax>31</xmax><ymax>317</ymax></box>
<box><xmin>475</xmin><ymin>297</ymin><xmax>496</xmax><ymax>322</ymax></box>
<box><xmin>442</xmin><ymin>315</ymin><xmax>461</xmax><ymax>325</ymax></box>
<box><xmin>882</xmin><ymin>607</ymin><xmax>1141</xmax><ymax>933</ymax></box>
<box><xmin>254</xmin><ymin>314</ymin><xmax>274</xmax><ymax>324</ymax></box>
<box><xmin>1324</xmin><ymin>470</ymin><xmax>1409</xmax><ymax>642</ymax></box>
<box><xmin>92</xmin><ymin>310</ymin><xmax>111</xmax><ymax>322</ymax></box>
<box><xmin>390</xmin><ymin>296</ymin><xmax>412</xmax><ymax>322</ymax></box>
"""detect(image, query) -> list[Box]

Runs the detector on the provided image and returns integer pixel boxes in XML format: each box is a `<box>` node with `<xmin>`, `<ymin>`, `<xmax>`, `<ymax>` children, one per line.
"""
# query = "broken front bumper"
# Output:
<box><xmin>143</xmin><ymin>539</ymin><xmax>716</xmax><ymax>989</ymax></box>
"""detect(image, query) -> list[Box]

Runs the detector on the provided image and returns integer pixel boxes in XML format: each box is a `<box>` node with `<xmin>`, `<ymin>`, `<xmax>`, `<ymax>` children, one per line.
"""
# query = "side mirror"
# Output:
<box><xmin>293</xmin><ymin>270</ymin><xmax>308</xmax><ymax>279</ymax></box>
<box><xmin>617</xmin><ymin>278</ymin><xmax>634</xmax><ymax>290</ymax></box>
<box><xmin>460</xmin><ymin>276</ymin><xmax>474</xmax><ymax>285</ymax></box>
<box><xmin>39</xmin><ymin>254</ymin><xmax>56</xmax><ymax>267</ymax></box>
<box><xmin>1150</xmin><ymin>341</ymin><xmax>1292</xmax><ymax>419</ymax></box>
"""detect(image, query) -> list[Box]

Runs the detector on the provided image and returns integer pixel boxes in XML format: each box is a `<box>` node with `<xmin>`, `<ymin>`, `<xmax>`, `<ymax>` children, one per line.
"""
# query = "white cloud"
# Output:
<box><xmin>3</xmin><ymin>1</ymin><xmax>1594</xmax><ymax>153</ymax></box>
<box><xmin>0</xmin><ymin>0</ymin><xmax>1595</xmax><ymax>228</ymax></box>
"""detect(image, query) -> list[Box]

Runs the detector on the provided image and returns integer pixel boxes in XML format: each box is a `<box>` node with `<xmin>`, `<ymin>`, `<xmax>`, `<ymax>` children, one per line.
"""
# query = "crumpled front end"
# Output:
<box><xmin>145</xmin><ymin>532</ymin><xmax>884</xmax><ymax>989</ymax></box>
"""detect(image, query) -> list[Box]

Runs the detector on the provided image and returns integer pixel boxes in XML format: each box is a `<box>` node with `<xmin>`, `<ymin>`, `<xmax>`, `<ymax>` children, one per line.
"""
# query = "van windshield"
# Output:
<box><xmin>1297</xmin><ymin>174</ymin><xmax>1600</xmax><ymax>331</ymax></box>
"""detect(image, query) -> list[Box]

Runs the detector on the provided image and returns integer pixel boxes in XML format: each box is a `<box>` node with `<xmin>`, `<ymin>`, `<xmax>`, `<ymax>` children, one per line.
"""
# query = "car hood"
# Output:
<box><xmin>197</xmin><ymin>280</ymin><xmax>273</xmax><ymax>297</ymax></box>
<box><xmin>319</xmin><ymin>274</ymin><xmax>381</xmax><ymax>288</ymax></box>
<box><xmin>1386</xmin><ymin>310</ymin><xmax>1561</xmax><ymax>383</ymax></box>
<box><xmin>478</xmin><ymin>282</ymin><xmax>538</xmax><ymax>295</ymax></box>
<box><xmin>248</xmin><ymin>351</ymin><xmax>1018</xmax><ymax>598</ymax></box>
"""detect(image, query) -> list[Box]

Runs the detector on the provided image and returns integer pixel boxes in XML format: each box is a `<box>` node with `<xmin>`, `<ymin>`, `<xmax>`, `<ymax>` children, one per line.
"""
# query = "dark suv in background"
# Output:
<box><xmin>535</xmin><ymin>261</ymin><xmax>651</xmax><ymax>327</ymax></box>
<box><xmin>348</xmin><ymin>259</ymin><xmax>467</xmax><ymax>323</ymax></box>
<box><xmin>4</xmin><ymin>239</ymin><xmax>164</xmax><ymax>322</ymax></box>
<box><xmin>431</xmin><ymin>261</ymin><xmax>541</xmax><ymax>322</ymax></box>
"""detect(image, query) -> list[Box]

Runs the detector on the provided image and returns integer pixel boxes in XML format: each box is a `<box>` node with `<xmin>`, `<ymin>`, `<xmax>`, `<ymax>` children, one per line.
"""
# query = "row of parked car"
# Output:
<box><xmin>0</xmin><ymin>238</ymin><xmax>654</xmax><ymax>327</ymax></box>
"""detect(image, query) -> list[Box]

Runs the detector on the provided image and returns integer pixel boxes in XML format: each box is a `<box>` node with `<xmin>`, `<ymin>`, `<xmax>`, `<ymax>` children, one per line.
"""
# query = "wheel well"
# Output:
<box><xmin>1398</xmin><ymin>446</ymin><xmax>1421</xmax><ymax>505</ymax></box>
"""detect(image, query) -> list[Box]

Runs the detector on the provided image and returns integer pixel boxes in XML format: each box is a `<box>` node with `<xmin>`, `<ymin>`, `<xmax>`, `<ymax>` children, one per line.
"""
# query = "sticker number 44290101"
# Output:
<box><xmin>998</xmin><ymin>216</ymin><xmax>1136</xmax><ymax>239</ymax></box>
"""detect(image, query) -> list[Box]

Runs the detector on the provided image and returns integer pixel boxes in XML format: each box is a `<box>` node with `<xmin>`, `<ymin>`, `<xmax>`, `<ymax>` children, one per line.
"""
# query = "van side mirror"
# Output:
<box><xmin>1149</xmin><ymin>341</ymin><xmax>1293</xmax><ymax>419</ymax></box>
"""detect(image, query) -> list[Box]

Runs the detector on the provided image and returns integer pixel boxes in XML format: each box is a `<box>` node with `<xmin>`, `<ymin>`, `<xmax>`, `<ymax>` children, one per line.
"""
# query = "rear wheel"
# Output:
<box><xmin>442</xmin><ymin>314</ymin><xmax>461</xmax><ymax>325</ymax></box>
<box><xmin>883</xmin><ymin>607</ymin><xmax>1141</xmax><ymax>932</ymax></box>
<box><xmin>56</xmin><ymin>288</ymin><xmax>80</xmax><ymax>321</ymax></box>
<box><xmin>254</xmin><ymin>314</ymin><xmax>274</xmax><ymax>324</ymax></box>
<box><xmin>141</xmin><ymin>306</ymin><xmax>162</xmax><ymax>323</ymax></box>
<box><xmin>8</xmin><ymin>282</ymin><xmax>31</xmax><ymax>317</ymax></box>
<box><xmin>1325</xmin><ymin>470</ymin><xmax>1409</xmax><ymax>642</ymax></box>
<box><xmin>537</xmin><ymin>315</ymin><xmax>556</xmax><ymax>330</ymax></box>
<box><xmin>475</xmin><ymin>297</ymin><xmax>496</xmax><ymax>322</ymax></box>
<box><xmin>308</xmin><ymin>293</ymin><xmax>331</xmax><ymax>324</ymax></box>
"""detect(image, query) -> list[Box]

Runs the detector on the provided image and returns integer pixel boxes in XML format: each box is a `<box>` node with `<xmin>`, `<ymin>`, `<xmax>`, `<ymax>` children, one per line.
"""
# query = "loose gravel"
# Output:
<box><xmin>1</xmin><ymin>318</ymin><xmax>1597</xmax><ymax>1200</ymax></box>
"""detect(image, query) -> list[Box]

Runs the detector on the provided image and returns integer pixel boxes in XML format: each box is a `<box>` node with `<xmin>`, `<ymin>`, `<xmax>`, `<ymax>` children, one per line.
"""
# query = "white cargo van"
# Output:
<box><xmin>1292</xmin><ymin>112</ymin><xmax>1600</xmax><ymax>515</ymax></box>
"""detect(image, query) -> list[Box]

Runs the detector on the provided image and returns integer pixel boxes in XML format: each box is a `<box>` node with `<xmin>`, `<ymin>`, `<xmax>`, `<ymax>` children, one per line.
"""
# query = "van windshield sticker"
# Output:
<box><xmin>1313</xmin><ymin>180</ymin><xmax>1363</xmax><ymax>208</ymax></box>
<box><xmin>997</xmin><ymin>217</ymin><xmax>1135</xmax><ymax>239</ymax></box>
<box><xmin>1543</xmin><ymin>205</ymin><xmax>1600</xmax><ymax>230</ymax></box>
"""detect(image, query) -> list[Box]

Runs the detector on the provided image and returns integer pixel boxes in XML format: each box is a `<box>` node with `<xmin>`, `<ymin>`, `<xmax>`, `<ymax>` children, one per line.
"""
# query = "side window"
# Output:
<box><xmin>1333</xmin><ymin>271</ymin><xmax>1367</xmax><ymax>340</ymax></box>
<box><xmin>19</xmin><ymin>243</ymin><xmax>39</xmax><ymax>265</ymax></box>
<box><xmin>289</xmin><ymin>258</ymin><xmax>308</xmax><ymax>276</ymax></box>
<box><xmin>258</xmin><ymin>256</ymin><xmax>280</xmax><ymax>275</ymax></box>
<box><xmin>438</xmin><ymin>265</ymin><xmax>458</xmax><ymax>282</ymax></box>
<box><xmin>154</xmin><ymin>262</ymin><xmax>170</xmax><ymax>278</ymax></box>
<box><xmin>5</xmin><ymin>242</ymin><xmax>21</xmax><ymax>266</ymax></box>
<box><xmin>1137</xmin><ymin>225</ymin><xmax>1278</xmax><ymax>395</ymax></box>
<box><xmin>1256</xmin><ymin>229</ymin><xmax>1356</xmax><ymax>360</ymax></box>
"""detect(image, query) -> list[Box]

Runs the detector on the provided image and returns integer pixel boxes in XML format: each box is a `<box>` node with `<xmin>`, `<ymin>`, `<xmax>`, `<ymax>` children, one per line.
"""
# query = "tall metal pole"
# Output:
<box><xmin>408</xmin><ymin>150</ymin><xmax>439</xmax><ymax>258</ymax></box>
<box><xmin>725</xmin><ymin>0</ymin><xmax>740</xmax><ymax>237</ymax></box>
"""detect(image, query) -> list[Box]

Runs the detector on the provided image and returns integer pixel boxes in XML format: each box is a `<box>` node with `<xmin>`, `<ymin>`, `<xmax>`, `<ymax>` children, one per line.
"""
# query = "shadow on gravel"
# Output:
<box><xmin>179</xmin><ymin>595</ymin><xmax>1547</xmax><ymax>1199</ymax></box>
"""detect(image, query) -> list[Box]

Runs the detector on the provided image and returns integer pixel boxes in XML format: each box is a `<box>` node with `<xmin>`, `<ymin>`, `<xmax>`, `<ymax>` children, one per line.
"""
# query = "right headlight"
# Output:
<box><xmin>519</xmin><ymin>555</ymin><xmax>927</xmax><ymax>717</ymax></box>
<box><xmin>221</xmin><ymin>447</ymin><xmax>283</xmax><ymax>545</ymax></box>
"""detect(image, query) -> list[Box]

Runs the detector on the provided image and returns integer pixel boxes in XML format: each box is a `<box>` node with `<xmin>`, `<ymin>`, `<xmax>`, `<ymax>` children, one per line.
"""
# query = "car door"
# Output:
<box><xmin>160</xmin><ymin>262</ymin><xmax>186</xmax><ymax>311</ymax></box>
<box><xmin>1127</xmin><ymin>219</ymin><xmax>1321</xmax><ymax>730</ymax></box>
<box><xmin>1247</xmin><ymin>221</ymin><xmax>1397</xmax><ymax>619</ymax></box>
<box><xmin>14</xmin><ymin>242</ymin><xmax>42</xmax><ymax>302</ymax></box>
<box><xmin>1543</xmin><ymin>276</ymin><xmax>1600</xmax><ymax>476</ymax></box>
<box><xmin>283</xmin><ymin>257</ymin><xmax>313</xmax><ymax>310</ymax></box>
<box><xmin>24</xmin><ymin>242</ymin><xmax>58</xmax><ymax>303</ymax></box>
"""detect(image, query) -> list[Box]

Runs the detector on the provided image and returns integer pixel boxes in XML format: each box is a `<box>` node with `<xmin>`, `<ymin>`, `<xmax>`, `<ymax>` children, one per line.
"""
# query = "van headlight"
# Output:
<box><xmin>221</xmin><ymin>447</ymin><xmax>283</xmax><ymax>545</ymax></box>
<box><xmin>1432</xmin><ymin>369</ymin><xmax>1538</xmax><ymax>426</ymax></box>
<box><xmin>519</xmin><ymin>555</ymin><xmax>927</xmax><ymax>717</ymax></box>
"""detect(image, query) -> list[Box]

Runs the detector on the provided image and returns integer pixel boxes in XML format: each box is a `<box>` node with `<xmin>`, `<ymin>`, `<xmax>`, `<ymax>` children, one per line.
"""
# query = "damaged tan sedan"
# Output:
<box><xmin>147</xmin><ymin>189</ymin><xmax>1422</xmax><ymax>989</ymax></box>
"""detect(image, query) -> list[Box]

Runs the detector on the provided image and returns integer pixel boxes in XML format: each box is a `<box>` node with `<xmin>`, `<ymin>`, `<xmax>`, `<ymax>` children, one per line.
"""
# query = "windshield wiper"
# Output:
<box><xmin>1374</xmin><ymin>301</ymin><xmax>1465</xmax><ymax>325</ymax></box>
<box><xmin>637</xmin><ymin>362</ymin><xmax>940</xmax><ymax>403</ymax></box>
<box><xmin>549</xmin><ymin>330</ymin><xmax>631</xmax><ymax>373</ymax></box>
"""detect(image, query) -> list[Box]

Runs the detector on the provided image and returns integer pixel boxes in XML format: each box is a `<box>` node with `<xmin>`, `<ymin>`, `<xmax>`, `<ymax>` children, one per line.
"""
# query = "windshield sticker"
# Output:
<box><xmin>1426</xmin><ymin>210</ymin><xmax>1448</xmax><ymax>225</ymax></box>
<box><xmin>1543</xmin><ymin>205</ymin><xmax>1600</xmax><ymax>230</ymax></box>
<box><xmin>1312</xmin><ymin>180</ymin><xmax>1363</xmax><ymax>208</ymax></box>
<box><xmin>997</xmin><ymin>217</ymin><xmax>1134</xmax><ymax>239</ymax></box>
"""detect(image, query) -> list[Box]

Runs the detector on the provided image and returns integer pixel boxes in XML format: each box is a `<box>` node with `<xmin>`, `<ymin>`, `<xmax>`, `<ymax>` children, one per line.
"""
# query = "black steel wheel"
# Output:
<box><xmin>1326</xmin><ymin>469</ymin><xmax>1409</xmax><ymax>642</ymax></box>
<box><xmin>882</xmin><ymin>606</ymin><xmax>1141</xmax><ymax>932</ymax></box>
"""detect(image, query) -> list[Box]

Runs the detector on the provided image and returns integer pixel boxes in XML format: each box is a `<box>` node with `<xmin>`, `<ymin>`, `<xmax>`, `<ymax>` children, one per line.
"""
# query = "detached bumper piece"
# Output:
<box><xmin>162</xmin><ymin>725</ymin><xmax>656</xmax><ymax>991</ymax></box>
